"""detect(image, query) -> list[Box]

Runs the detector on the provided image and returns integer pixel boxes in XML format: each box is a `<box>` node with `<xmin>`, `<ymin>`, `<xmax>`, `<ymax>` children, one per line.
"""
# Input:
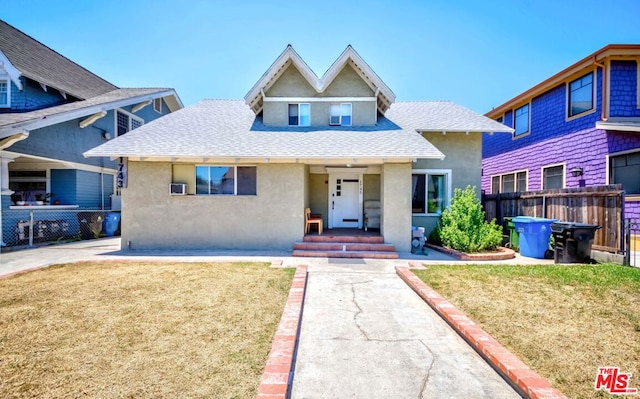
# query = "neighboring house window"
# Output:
<box><xmin>154</xmin><ymin>98</ymin><xmax>162</xmax><ymax>113</ymax></box>
<box><xmin>330</xmin><ymin>103</ymin><xmax>352</xmax><ymax>126</ymax></box>
<box><xmin>116</xmin><ymin>110</ymin><xmax>143</xmax><ymax>136</ymax></box>
<box><xmin>568</xmin><ymin>72</ymin><xmax>593</xmax><ymax>117</ymax></box>
<box><xmin>610</xmin><ymin>151</ymin><xmax>640</xmax><ymax>194</ymax></box>
<box><xmin>412</xmin><ymin>170</ymin><xmax>451</xmax><ymax>214</ymax></box>
<box><xmin>8</xmin><ymin>170</ymin><xmax>47</xmax><ymax>202</ymax></box>
<box><xmin>491</xmin><ymin>171</ymin><xmax>527</xmax><ymax>193</ymax></box>
<box><xmin>0</xmin><ymin>79</ymin><xmax>9</xmax><ymax>107</ymax></box>
<box><xmin>542</xmin><ymin>165</ymin><xmax>564</xmax><ymax>189</ymax></box>
<box><xmin>195</xmin><ymin>166</ymin><xmax>257</xmax><ymax>195</ymax></box>
<box><xmin>514</xmin><ymin>104</ymin><xmax>529</xmax><ymax>136</ymax></box>
<box><xmin>288</xmin><ymin>103</ymin><xmax>310</xmax><ymax>126</ymax></box>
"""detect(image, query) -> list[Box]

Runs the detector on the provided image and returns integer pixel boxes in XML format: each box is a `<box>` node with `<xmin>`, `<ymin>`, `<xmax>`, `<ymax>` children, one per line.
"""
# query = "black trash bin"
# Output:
<box><xmin>77</xmin><ymin>212</ymin><xmax>106</xmax><ymax>239</ymax></box>
<box><xmin>550</xmin><ymin>222</ymin><xmax>600</xmax><ymax>263</ymax></box>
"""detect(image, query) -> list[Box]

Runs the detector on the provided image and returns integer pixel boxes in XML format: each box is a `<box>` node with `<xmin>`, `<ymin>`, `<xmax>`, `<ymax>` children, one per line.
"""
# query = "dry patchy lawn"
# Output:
<box><xmin>414</xmin><ymin>264</ymin><xmax>640</xmax><ymax>399</ymax></box>
<box><xmin>0</xmin><ymin>261</ymin><xmax>294</xmax><ymax>398</ymax></box>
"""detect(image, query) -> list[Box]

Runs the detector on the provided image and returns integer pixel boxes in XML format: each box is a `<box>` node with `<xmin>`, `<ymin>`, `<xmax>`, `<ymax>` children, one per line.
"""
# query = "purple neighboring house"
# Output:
<box><xmin>482</xmin><ymin>44</ymin><xmax>640</xmax><ymax>221</ymax></box>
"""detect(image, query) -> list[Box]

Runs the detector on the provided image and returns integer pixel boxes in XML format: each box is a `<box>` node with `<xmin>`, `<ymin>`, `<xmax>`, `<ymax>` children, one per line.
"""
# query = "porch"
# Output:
<box><xmin>293</xmin><ymin>228</ymin><xmax>398</xmax><ymax>259</ymax></box>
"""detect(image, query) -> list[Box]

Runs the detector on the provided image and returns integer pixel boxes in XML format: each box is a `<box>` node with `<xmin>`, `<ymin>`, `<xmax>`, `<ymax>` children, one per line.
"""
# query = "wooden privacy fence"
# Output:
<box><xmin>482</xmin><ymin>185</ymin><xmax>624</xmax><ymax>253</ymax></box>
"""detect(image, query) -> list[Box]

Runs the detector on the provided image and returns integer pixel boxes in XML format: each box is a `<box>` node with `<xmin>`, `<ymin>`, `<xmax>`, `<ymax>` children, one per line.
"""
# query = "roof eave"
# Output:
<box><xmin>486</xmin><ymin>44</ymin><xmax>640</xmax><ymax>119</ymax></box>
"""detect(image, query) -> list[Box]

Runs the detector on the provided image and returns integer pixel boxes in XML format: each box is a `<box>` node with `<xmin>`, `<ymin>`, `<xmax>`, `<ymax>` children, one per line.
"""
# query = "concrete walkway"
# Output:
<box><xmin>290</xmin><ymin>260</ymin><xmax>520</xmax><ymax>399</ymax></box>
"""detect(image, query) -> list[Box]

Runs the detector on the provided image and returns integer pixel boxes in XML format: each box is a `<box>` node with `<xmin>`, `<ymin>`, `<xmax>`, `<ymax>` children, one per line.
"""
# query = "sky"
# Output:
<box><xmin>3</xmin><ymin>0</ymin><xmax>640</xmax><ymax>114</ymax></box>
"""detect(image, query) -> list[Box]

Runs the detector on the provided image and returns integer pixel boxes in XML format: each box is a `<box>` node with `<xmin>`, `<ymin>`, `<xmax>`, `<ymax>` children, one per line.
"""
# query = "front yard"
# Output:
<box><xmin>0</xmin><ymin>261</ymin><xmax>294</xmax><ymax>398</ymax></box>
<box><xmin>413</xmin><ymin>264</ymin><xmax>640</xmax><ymax>399</ymax></box>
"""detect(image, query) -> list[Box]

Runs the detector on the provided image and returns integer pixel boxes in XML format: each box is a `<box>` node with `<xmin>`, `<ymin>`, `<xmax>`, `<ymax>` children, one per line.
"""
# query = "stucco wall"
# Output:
<box><xmin>263</xmin><ymin>63</ymin><xmax>376</xmax><ymax>126</ymax></box>
<box><xmin>363</xmin><ymin>174</ymin><xmax>380</xmax><ymax>202</ymax></box>
<box><xmin>381</xmin><ymin>163</ymin><xmax>411</xmax><ymax>252</ymax></box>
<box><xmin>122</xmin><ymin>161</ymin><xmax>305</xmax><ymax>250</ymax></box>
<box><xmin>308</xmin><ymin>173</ymin><xmax>328</xmax><ymax>226</ymax></box>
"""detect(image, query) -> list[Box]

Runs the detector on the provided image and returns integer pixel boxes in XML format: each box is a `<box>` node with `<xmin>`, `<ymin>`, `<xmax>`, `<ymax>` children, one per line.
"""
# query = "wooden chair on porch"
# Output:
<box><xmin>305</xmin><ymin>208</ymin><xmax>323</xmax><ymax>235</ymax></box>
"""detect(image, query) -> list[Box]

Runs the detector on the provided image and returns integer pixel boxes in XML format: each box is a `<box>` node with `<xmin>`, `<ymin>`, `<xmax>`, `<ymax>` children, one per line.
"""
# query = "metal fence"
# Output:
<box><xmin>2</xmin><ymin>209</ymin><xmax>120</xmax><ymax>249</ymax></box>
<box><xmin>624</xmin><ymin>218</ymin><xmax>640</xmax><ymax>267</ymax></box>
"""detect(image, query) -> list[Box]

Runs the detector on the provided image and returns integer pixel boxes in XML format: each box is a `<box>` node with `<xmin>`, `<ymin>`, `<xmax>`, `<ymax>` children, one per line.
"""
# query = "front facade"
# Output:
<box><xmin>87</xmin><ymin>46</ymin><xmax>511</xmax><ymax>252</ymax></box>
<box><xmin>483</xmin><ymin>44</ymin><xmax>640</xmax><ymax>220</ymax></box>
<box><xmin>0</xmin><ymin>20</ymin><xmax>182</xmax><ymax>247</ymax></box>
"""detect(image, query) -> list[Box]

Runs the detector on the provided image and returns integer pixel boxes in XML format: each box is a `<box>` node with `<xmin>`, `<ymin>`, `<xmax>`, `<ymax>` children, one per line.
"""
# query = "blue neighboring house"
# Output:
<box><xmin>0</xmin><ymin>19</ymin><xmax>182</xmax><ymax>247</ymax></box>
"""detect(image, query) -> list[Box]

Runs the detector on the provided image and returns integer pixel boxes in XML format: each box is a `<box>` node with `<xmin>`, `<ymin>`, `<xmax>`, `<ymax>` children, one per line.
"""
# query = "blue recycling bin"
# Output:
<box><xmin>512</xmin><ymin>217</ymin><xmax>558</xmax><ymax>259</ymax></box>
<box><xmin>102</xmin><ymin>211</ymin><xmax>121</xmax><ymax>237</ymax></box>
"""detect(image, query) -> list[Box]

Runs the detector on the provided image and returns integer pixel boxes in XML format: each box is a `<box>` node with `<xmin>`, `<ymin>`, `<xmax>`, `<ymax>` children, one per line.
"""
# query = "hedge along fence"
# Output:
<box><xmin>482</xmin><ymin>185</ymin><xmax>624</xmax><ymax>253</ymax></box>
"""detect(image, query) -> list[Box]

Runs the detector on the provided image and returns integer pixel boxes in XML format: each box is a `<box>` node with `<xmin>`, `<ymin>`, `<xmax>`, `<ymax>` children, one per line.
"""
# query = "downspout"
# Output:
<box><xmin>593</xmin><ymin>56</ymin><xmax>607</xmax><ymax>121</ymax></box>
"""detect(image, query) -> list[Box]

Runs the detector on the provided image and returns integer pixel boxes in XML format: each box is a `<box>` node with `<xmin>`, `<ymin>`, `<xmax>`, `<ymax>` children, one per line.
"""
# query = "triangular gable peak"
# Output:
<box><xmin>244</xmin><ymin>45</ymin><xmax>396</xmax><ymax>115</ymax></box>
<box><xmin>0</xmin><ymin>49</ymin><xmax>23</xmax><ymax>90</ymax></box>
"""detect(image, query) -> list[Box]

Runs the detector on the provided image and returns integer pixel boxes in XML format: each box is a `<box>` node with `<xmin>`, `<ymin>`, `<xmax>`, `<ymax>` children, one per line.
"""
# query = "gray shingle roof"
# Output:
<box><xmin>0</xmin><ymin>20</ymin><xmax>117</xmax><ymax>99</ymax></box>
<box><xmin>386</xmin><ymin>101</ymin><xmax>514</xmax><ymax>133</ymax></box>
<box><xmin>84</xmin><ymin>99</ymin><xmax>512</xmax><ymax>161</ymax></box>
<box><xmin>0</xmin><ymin>88</ymin><xmax>174</xmax><ymax>133</ymax></box>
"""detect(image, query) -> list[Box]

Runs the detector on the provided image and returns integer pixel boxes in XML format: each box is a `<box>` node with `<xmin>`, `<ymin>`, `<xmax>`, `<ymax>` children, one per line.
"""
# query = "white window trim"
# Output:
<box><xmin>541</xmin><ymin>163</ymin><xmax>566</xmax><ymax>190</ymax></box>
<box><xmin>0</xmin><ymin>76</ymin><xmax>11</xmax><ymax>108</ymax></box>
<box><xmin>329</xmin><ymin>102</ymin><xmax>352</xmax><ymax>126</ymax></box>
<box><xmin>566</xmin><ymin>69</ymin><xmax>597</xmax><ymax>121</ymax></box>
<box><xmin>288</xmin><ymin>103</ymin><xmax>311</xmax><ymax>127</ymax></box>
<box><xmin>195</xmin><ymin>165</ymin><xmax>257</xmax><ymax>196</ymax></box>
<box><xmin>490</xmin><ymin>169</ymin><xmax>528</xmax><ymax>194</ymax></box>
<box><xmin>115</xmin><ymin>108</ymin><xmax>144</xmax><ymax>136</ymax></box>
<box><xmin>606</xmin><ymin>149</ymin><xmax>640</xmax><ymax>199</ymax></box>
<box><xmin>512</xmin><ymin>103</ymin><xmax>531</xmax><ymax>138</ymax></box>
<box><xmin>411</xmin><ymin>168</ymin><xmax>452</xmax><ymax>216</ymax></box>
<box><xmin>154</xmin><ymin>98</ymin><xmax>162</xmax><ymax>114</ymax></box>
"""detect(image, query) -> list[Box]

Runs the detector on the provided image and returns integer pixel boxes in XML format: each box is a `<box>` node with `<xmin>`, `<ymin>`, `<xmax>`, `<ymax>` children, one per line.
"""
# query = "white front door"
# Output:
<box><xmin>329</xmin><ymin>173</ymin><xmax>362</xmax><ymax>228</ymax></box>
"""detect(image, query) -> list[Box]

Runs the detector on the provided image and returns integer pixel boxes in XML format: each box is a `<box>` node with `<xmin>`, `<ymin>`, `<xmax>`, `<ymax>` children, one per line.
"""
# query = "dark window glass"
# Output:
<box><xmin>501</xmin><ymin>174</ymin><xmax>515</xmax><ymax>193</ymax></box>
<box><xmin>195</xmin><ymin>166</ymin><xmax>256</xmax><ymax>195</ymax></box>
<box><xmin>543</xmin><ymin>165</ymin><xmax>564</xmax><ymax>189</ymax></box>
<box><xmin>237</xmin><ymin>167</ymin><xmax>257</xmax><ymax>195</ymax></box>
<box><xmin>412</xmin><ymin>174</ymin><xmax>426</xmax><ymax>213</ymax></box>
<box><xmin>491</xmin><ymin>176</ymin><xmax>500</xmax><ymax>194</ymax></box>
<box><xmin>611</xmin><ymin>152</ymin><xmax>640</xmax><ymax>194</ymax></box>
<box><xmin>569</xmin><ymin>73</ymin><xmax>593</xmax><ymax>117</ymax></box>
<box><xmin>516</xmin><ymin>171</ymin><xmax>527</xmax><ymax>192</ymax></box>
<box><xmin>288</xmin><ymin>104</ymin><xmax>298</xmax><ymax>126</ymax></box>
<box><xmin>514</xmin><ymin>104</ymin><xmax>529</xmax><ymax>136</ymax></box>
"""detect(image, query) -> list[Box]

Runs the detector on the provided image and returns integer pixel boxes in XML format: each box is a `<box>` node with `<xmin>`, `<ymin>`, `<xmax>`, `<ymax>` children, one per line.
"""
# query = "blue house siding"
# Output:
<box><xmin>50</xmin><ymin>169</ymin><xmax>115</xmax><ymax>209</ymax></box>
<box><xmin>50</xmin><ymin>169</ymin><xmax>77</xmax><ymax>206</ymax></box>
<box><xmin>609</xmin><ymin>60</ymin><xmax>640</xmax><ymax>117</ymax></box>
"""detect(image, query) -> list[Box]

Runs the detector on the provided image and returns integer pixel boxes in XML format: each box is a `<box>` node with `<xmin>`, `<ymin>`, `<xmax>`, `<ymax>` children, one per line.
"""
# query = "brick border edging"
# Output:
<box><xmin>424</xmin><ymin>243</ymin><xmax>516</xmax><ymax>261</ymax></box>
<box><xmin>256</xmin><ymin>265</ymin><xmax>308</xmax><ymax>399</ymax></box>
<box><xmin>396</xmin><ymin>267</ymin><xmax>567</xmax><ymax>399</ymax></box>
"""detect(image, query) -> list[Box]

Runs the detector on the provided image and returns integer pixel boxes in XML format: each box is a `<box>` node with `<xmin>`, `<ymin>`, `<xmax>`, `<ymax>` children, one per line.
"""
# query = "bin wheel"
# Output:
<box><xmin>544</xmin><ymin>249</ymin><xmax>554</xmax><ymax>259</ymax></box>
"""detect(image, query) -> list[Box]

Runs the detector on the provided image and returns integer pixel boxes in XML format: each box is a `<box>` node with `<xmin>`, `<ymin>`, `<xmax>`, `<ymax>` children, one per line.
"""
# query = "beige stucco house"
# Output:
<box><xmin>84</xmin><ymin>46</ymin><xmax>512</xmax><ymax>253</ymax></box>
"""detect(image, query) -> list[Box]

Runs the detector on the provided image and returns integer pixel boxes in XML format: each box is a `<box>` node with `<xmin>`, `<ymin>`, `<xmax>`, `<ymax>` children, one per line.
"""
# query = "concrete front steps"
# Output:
<box><xmin>293</xmin><ymin>234</ymin><xmax>399</xmax><ymax>259</ymax></box>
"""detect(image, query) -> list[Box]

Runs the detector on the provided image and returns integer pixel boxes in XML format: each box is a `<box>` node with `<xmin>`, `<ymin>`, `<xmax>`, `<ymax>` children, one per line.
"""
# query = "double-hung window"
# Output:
<box><xmin>610</xmin><ymin>151</ymin><xmax>640</xmax><ymax>195</ymax></box>
<box><xmin>0</xmin><ymin>79</ymin><xmax>9</xmax><ymax>108</ymax></box>
<box><xmin>330</xmin><ymin>103</ymin><xmax>352</xmax><ymax>126</ymax></box>
<box><xmin>195</xmin><ymin>166</ymin><xmax>257</xmax><ymax>195</ymax></box>
<box><xmin>568</xmin><ymin>72</ymin><xmax>594</xmax><ymax>117</ymax></box>
<box><xmin>116</xmin><ymin>109</ymin><xmax>143</xmax><ymax>136</ymax></box>
<box><xmin>412</xmin><ymin>169</ymin><xmax>451</xmax><ymax>214</ymax></box>
<box><xmin>542</xmin><ymin>165</ymin><xmax>564</xmax><ymax>189</ymax></box>
<box><xmin>514</xmin><ymin>104</ymin><xmax>529</xmax><ymax>137</ymax></box>
<box><xmin>491</xmin><ymin>171</ymin><xmax>527</xmax><ymax>193</ymax></box>
<box><xmin>288</xmin><ymin>103</ymin><xmax>310</xmax><ymax>126</ymax></box>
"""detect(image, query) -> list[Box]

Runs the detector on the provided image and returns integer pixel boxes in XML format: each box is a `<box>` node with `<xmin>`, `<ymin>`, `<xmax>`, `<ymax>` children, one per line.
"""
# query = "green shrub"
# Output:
<box><xmin>427</xmin><ymin>222</ymin><xmax>442</xmax><ymax>246</ymax></box>
<box><xmin>439</xmin><ymin>186</ymin><xmax>503</xmax><ymax>253</ymax></box>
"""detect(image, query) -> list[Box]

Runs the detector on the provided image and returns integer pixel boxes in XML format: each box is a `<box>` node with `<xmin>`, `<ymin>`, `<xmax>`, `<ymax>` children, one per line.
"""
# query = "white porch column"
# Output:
<box><xmin>381</xmin><ymin>163</ymin><xmax>412</xmax><ymax>253</ymax></box>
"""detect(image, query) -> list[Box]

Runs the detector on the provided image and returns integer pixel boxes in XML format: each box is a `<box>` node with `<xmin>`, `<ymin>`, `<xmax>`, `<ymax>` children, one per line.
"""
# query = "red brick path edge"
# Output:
<box><xmin>396</xmin><ymin>266</ymin><xmax>567</xmax><ymax>399</ymax></box>
<box><xmin>256</xmin><ymin>265</ymin><xmax>308</xmax><ymax>399</ymax></box>
<box><xmin>424</xmin><ymin>243</ymin><xmax>516</xmax><ymax>261</ymax></box>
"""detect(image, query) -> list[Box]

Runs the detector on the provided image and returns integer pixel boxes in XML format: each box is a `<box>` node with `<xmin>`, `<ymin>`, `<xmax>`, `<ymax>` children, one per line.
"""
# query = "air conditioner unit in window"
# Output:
<box><xmin>170</xmin><ymin>183</ymin><xmax>187</xmax><ymax>195</ymax></box>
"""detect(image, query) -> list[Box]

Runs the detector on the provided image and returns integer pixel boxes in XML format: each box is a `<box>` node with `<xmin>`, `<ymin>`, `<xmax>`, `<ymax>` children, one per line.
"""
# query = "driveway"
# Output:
<box><xmin>290</xmin><ymin>259</ymin><xmax>520</xmax><ymax>398</ymax></box>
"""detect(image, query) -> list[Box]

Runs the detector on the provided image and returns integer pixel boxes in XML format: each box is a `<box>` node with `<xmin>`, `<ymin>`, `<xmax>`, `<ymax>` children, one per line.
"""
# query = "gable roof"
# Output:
<box><xmin>0</xmin><ymin>19</ymin><xmax>117</xmax><ymax>99</ymax></box>
<box><xmin>486</xmin><ymin>44</ymin><xmax>640</xmax><ymax>119</ymax></box>
<box><xmin>84</xmin><ymin>99</ymin><xmax>442</xmax><ymax>162</ymax></box>
<box><xmin>244</xmin><ymin>45</ymin><xmax>396</xmax><ymax>115</ymax></box>
<box><xmin>84</xmin><ymin>99</ymin><xmax>512</xmax><ymax>162</ymax></box>
<box><xmin>0</xmin><ymin>88</ymin><xmax>181</xmax><ymax>140</ymax></box>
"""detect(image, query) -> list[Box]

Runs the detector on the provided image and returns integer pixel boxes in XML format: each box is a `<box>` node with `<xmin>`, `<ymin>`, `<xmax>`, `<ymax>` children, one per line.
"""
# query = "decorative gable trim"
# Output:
<box><xmin>0</xmin><ymin>49</ymin><xmax>23</xmax><ymax>90</ymax></box>
<box><xmin>244</xmin><ymin>45</ymin><xmax>395</xmax><ymax>115</ymax></box>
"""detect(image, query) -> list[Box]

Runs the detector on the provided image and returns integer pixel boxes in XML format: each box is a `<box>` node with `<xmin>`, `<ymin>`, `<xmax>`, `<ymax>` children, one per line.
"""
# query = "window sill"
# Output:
<box><xmin>412</xmin><ymin>213</ymin><xmax>442</xmax><ymax>217</ymax></box>
<box><xmin>625</xmin><ymin>196</ymin><xmax>640</xmax><ymax>202</ymax></box>
<box><xmin>9</xmin><ymin>205</ymin><xmax>80</xmax><ymax>210</ymax></box>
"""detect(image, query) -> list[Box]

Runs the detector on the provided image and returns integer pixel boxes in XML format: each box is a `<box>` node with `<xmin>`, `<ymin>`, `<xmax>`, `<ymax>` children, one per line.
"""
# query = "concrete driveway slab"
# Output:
<box><xmin>290</xmin><ymin>265</ymin><xmax>520</xmax><ymax>399</ymax></box>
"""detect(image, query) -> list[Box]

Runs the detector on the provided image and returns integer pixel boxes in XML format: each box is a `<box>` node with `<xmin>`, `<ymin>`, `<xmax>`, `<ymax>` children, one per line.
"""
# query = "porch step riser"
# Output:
<box><xmin>303</xmin><ymin>235</ymin><xmax>384</xmax><ymax>244</ymax></box>
<box><xmin>293</xmin><ymin>243</ymin><xmax>396</xmax><ymax>252</ymax></box>
<box><xmin>292</xmin><ymin>250</ymin><xmax>399</xmax><ymax>259</ymax></box>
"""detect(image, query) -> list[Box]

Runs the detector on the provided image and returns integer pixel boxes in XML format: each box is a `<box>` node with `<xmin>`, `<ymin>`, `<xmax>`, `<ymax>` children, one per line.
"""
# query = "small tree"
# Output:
<box><xmin>439</xmin><ymin>186</ymin><xmax>503</xmax><ymax>253</ymax></box>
